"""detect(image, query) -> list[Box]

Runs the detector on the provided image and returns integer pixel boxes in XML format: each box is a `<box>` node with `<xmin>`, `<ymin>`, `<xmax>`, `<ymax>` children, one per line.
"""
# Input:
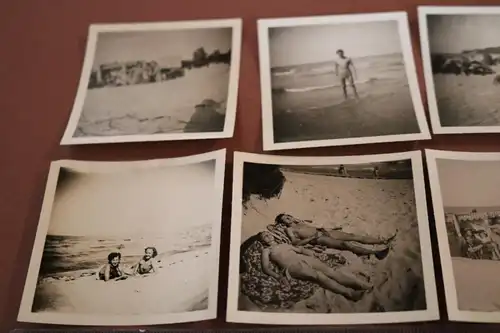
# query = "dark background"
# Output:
<box><xmin>2</xmin><ymin>0</ymin><xmax>500</xmax><ymax>332</ymax></box>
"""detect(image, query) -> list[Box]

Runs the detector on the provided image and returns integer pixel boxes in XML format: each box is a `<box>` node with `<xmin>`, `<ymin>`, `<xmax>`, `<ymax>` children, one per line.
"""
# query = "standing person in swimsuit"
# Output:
<box><xmin>334</xmin><ymin>49</ymin><xmax>359</xmax><ymax>100</ymax></box>
<box><xmin>276</xmin><ymin>214</ymin><xmax>396</xmax><ymax>259</ymax></box>
<box><xmin>132</xmin><ymin>247</ymin><xmax>159</xmax><ymax>275</ymax></box>
<box><xmin>97</xmin><ymin>252</ymin><xmax>127</xmax><ymax>282</ymax></box>
<box><xmin>259</xmin><ymin>231</ymin><xmax>372</xmax><ymax>301</ymax></box>
<box><xmin>338</xmin><ymin>164</ymin><xmax>349</xmax><ymax>177</ymax></box>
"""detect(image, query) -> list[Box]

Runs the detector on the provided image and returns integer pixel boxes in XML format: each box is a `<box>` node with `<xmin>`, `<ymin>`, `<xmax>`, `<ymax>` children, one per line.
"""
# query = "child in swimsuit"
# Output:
<box><xmin>133</xmin><ymin>247</ymin><xmax>158</xmax><ymax>275</ymax></box>
<box><xmin>97</xmin><ymin>252</ymin><xmax>126</xmax><ymax>281</ymax></box>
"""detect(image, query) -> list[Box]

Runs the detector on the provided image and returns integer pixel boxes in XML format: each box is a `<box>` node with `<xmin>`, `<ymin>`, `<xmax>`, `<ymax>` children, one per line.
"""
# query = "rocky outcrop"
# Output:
<box><xmin>431</xmin><ymin>51</ymin><xmax>497</xmax><ymax>76</ymax></box>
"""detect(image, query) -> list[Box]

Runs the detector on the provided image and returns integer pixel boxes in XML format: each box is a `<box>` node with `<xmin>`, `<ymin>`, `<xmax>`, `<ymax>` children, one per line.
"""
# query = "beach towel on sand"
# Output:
<box><xmin>239</xmin><ymin>231</ymin><xmax>347</xmax><ymax>310</ymax></box>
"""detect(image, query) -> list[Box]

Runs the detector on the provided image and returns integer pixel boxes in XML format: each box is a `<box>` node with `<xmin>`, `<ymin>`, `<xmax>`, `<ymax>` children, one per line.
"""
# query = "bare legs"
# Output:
<box><xmin>327</xmin><ymin>230</ymin><xmax>390</xmax><ymax>245</ymax></box>
<box><xmin>287</xmin><ymin>259</ymin><xmax>372</xmax><ymax>302</ymax></box>
<box><xmin>340</xmin><ymin>79</ymin><xmax>359</xmax><ymax>100</ymax></box>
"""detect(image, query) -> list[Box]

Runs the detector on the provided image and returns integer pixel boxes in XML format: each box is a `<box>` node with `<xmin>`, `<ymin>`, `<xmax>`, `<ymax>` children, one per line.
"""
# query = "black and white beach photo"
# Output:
<box><xmin>258</xmin><ymin>12</ymin><xmax>430</xmax><ymax>151</ymax></box>
<box><xmin>17</xmin><ymin>150</ymin><xmax>225</xmax><ymax>326</ymax></box>
<box><xmin>61</xmin><ymin>20</ymin><xmax>241</xmax><ymax>145</ymax></box>
<box><xmin>227</xmin><ymin>152</ymin><xmax>438</xmax><ymax>325</ymax></box>
<box><xmin>427</xmin><ymin>149</ymin><xmax>500</xmax><ymax>323</ymax></box>
<box><xmin>419</xmin><ymin>7</ymin><xmax>500</xmax><ymax>134</ymax></box>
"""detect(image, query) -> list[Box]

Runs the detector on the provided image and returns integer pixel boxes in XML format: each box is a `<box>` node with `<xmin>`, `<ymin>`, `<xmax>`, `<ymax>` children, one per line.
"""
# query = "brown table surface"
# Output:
<box><xmin>2</xmin><ymin>0</ymin><xmax>500</xmax><ymax>332</ymax></box>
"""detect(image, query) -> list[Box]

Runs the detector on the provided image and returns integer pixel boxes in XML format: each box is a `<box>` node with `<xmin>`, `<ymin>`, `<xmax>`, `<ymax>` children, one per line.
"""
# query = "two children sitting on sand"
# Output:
<box><xmin>96</xmin><ymin>246</ymin><xmax>159</xmax><ymax>282</ymax></box>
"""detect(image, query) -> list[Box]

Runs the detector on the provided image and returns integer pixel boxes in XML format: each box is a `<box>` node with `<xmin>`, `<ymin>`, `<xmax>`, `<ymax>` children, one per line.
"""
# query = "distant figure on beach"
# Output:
<box><xmin>132</xmin><ymin>247</ymin><xmax>159</xmax><ymax>275</ymax></box>
<box><xmin>96</xmin><ymin>252</ymin><xmax>127</xmax><ymax>282</ymax></box>
<box><xmin>259</xmin><ymin>231</ymin><xmax>372</xmax><ymax>301</ymax></box>
<box><xmin>373</xmin><ymin>166</ymin><xmax>380</xmax><ymax>179</ymax></box>
<box><xmin>338</xmin><ymin>164</ymin><xmax>349</xmax><ymax>177</ymax></box>
<box><xmin>334</xmin><ymin>49</ymin><xmax>359</xmax><ymax>100</ymax></box>
<box><xmin>276</xmin><ymin>213</ymin><xmax>396</xmax><ymax>260</ymax></box>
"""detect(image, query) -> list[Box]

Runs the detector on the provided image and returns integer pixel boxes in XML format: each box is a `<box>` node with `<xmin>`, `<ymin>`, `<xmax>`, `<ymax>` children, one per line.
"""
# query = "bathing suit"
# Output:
<box><xmin>137</xmin><ymin>259</ymin><xmax>154</xmax><ymax>274</ymax></box>
<box><xmin>99</xmin><ymin>265</ymin><xmax>121</xmax><ymax>280</ymax></box>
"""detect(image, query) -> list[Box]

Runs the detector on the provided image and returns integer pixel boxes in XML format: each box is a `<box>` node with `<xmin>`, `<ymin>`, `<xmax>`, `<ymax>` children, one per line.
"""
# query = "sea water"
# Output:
<box><xmin>39</xmin><ymin>224</ymin><xmax>212</xmax><ymax>277</ymax></box>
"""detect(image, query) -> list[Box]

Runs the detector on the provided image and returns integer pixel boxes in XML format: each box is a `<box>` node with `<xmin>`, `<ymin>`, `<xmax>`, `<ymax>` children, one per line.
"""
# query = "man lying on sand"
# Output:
<box><xmin>96</xmin><ymin>252</ymin><xmax>128</xmax><ymax>282</ymax></box>
<box><xmin>259</xmin><ymin>231</ymin><xmax>372</xmax><ymax>302</ymax></box>
<box><xmin>131</xmin><ymin>247</ymin><xmax>159</xmax><ymax>276</ymax></box>
<box><xmin>276</xmin><ymin>214</ymin><xmax>396</xmax><ymax>260</ymax></box>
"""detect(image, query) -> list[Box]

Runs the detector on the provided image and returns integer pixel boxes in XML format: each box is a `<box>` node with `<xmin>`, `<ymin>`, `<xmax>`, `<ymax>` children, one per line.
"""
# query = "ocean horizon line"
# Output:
<box><xmin>271</xmin><ymin>52</ymin><xmax>402</xmax><ymax>70</ymax></box>
<box><xmin>46</xmin><ymin>224</ymin><xmax>213</xmax><ymax>239</ymax></box>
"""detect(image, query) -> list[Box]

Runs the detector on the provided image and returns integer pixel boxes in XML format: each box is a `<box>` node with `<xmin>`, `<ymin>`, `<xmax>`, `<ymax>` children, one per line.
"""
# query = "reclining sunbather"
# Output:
<box><xmin>259</xmin><ymin>231</ymin><xmax>372</xmax><ymax>302</ymax></box>
<box><xmin>275</xmin><ymin>213</ymin><xmax>397</xmax><ymax>259</ymax></box>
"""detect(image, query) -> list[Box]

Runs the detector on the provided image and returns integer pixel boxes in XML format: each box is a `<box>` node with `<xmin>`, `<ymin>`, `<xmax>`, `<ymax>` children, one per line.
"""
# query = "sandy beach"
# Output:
<box><xmin>452</xmin><ymin>257</ymin><xmax>500</xmax><ymax>312</ymax></box>
<box><xmin>32</xmin><ymin>247</ymin><xmax>210</xmax><ymax>315</ymax></box>
<box><xmin>75</xmin><ymin>64</ymin><xmax>229</xmax><ymax>137</ymax></box>
<box><xmin>239</xmin><ymin>170</ymin><xmax>425</xmax><ymax>313</ymax></box>
<box><xmin>434</xmin><ymin>65</ymin><xmax>500</xmax><ymax>127</ymax></box>
<box><xmin>272</xmin><ymin>82</ymin><xmax>419</xmax><ymax>143</ymax></box>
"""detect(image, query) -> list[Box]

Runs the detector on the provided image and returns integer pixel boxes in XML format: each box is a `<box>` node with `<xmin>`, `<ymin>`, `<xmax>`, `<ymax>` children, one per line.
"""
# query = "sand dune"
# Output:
<box><xmin>32</xmin><ymin>247</ymin><xmax>210</xmax><ymax>315</ymax></box>
<box><xmin>452</xmin><ymin>257</ymin><xmax>500</xmax><ymax>312</ymax></box>
<box><xmin>434</xmin><ymin>65</ymin><xmax>500</xmax><ymax>127</ymax></box>
<box><xmin>240</xmin><ymin>171</ymin><xmax>425</xmax><ymax>313</ymax></box>
<box><xmin>76</xmin><ymin>65</ymin><xmax>230</xmax><ymax>136</ymax></box>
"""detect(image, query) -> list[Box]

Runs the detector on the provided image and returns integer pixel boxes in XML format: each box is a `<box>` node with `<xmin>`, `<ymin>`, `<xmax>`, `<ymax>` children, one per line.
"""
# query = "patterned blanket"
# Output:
<box><xmin>239</xmin><ymin>224</ymin><xmax>347</xmax><ymax>310</ymax></box>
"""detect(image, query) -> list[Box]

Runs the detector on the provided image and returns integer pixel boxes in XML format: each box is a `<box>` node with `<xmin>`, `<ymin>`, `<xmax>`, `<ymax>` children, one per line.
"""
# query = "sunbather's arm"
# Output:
<box><xmin>291</xmin><ymin>246</ymin><xmax>316</xmax><ymax>257</ymax></box>
<box><xmin>103</xmin><ymin>265</ymin><xmax>111</xmax><ymax>282</ymax></box>
<box><xmin>261</xmin><ymin>248</ymin><xmax>280</xmax><ymax>280</ymax></box>
<box><xmin>287</xmin><ymin>228</ymin><xmax>319</xmax><ymax>246</ymax></box>
<box><xmin>285</xmin><ymin>228</ymin><xmax>302</xmax><ymax>245</ymax></box>
<box><xmin>95</xmin><ymin>265</ymin><xmax>104</xmax><ymax>280</ymax></box>
<box><xmin>151</xmin><ymin>259</ymin><xmax>158</xmax><ymax>273</ymax></box>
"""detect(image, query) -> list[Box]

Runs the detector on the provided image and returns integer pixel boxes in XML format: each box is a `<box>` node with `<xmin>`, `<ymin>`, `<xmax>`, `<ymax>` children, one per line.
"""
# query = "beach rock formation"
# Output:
<box><xmin>494</xmin><ymin>74</ymin><xmax>500</xmax><ymax>85</ymax></box>
<box><xmin>431</xmin><ymin>51</ymin><xmax>497</xmax><ymax>76</ymax></box>
<box><xmin>183</xmin><ymin>99</ymin><xmax>226</xmax><ymax>133</ymax></box>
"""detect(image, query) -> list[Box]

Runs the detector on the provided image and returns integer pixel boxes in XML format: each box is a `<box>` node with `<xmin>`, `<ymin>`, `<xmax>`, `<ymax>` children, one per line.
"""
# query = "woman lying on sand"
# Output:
<box><xmin>131</xmin><ymin>247</ymin><xmax>159</xmax><ymax>276</ymax></box>
<box><xmin>276</xmin><ymin>213</ymin><xmax>397</xmax><ymax>260</ymax></box>
<box><xmin>259</xmin><ymin>231</ymin><xmax>372</xmax><ymax>302</ymax></box>
<box><xmin>96</xmin><ymin>252</ymin><xmax>128</xmax><ymax>282</ymax></box>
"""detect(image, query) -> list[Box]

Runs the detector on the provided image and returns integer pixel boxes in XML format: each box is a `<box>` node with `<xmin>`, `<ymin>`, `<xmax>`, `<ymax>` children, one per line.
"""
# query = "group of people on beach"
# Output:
<box><xmin>459</xmin><ymin>221</ymin><xmax>500</xmax><ymax>261</ymax></box>
<box><xmin>257</xmin><ymin>213</ymin><xmax>397</xmax><ymax>302</ymax></box>
<box><xmin>96</xmin><ymin>246</ymin><xmax>159</xmax><ymax>282</ymax></box>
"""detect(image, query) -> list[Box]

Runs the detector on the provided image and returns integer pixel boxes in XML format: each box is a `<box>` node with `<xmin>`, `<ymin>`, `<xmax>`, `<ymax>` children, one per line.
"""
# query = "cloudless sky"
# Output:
<box><xmin>428</xmin><ymin>14</ymin><xmax>500</xmax><ymax>54</ymax></box>
<box><xmin>48</xmin><ymin>161</ymin><xmax>216</xmax><ymax>238</ymax></box>
<box><xmin>269</xmin><ymin>20</ymin><xmax>402</xmax><ymax>67</ymax></box>
<box><xmin>92</xmin><ymin>28</ymin><xmax>232</xmax><ymax>68</ymax></box>
<box><xmin>437</xmin><ymin>159</ymin><xmax>500</xmax><ymax>208</ymax></box>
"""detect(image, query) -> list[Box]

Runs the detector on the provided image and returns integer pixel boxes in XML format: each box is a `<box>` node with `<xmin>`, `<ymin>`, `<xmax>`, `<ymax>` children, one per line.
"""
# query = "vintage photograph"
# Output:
<box><xmin>419</xmin><ymin>7</ymin><xmax>500</xmax><ymax>134</ymax></box>
<box><xmin>258</xmin><ymin>12</ymin><xmax>430</xmax><ymax>151</ymax></box>
<box><xmin>227</xmin><ymin>152</ymin><xmax>438</xmax><ymax>325</ymax></box>
<box><xmin>17</xmin><ymin>150</ymin><xmax>225</xmax><ymax>325</ymax></box>
<box><xmin>427</xmin><ymin>149</ymin><xmax>500</xmax><ymax>323</ymax></box>
<box><xmin>61</xmin><ymin>19</ymin><xmax>241</xmax><ymax>145</ymax></box>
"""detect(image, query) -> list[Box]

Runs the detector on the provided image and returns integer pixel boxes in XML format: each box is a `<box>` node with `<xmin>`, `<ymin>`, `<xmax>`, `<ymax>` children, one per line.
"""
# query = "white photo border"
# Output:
<box><xmin>17</xmin><ymin>149</ymin><xmax>226</xmax><ymax>326</ymax></box>
<box><xmin>227</xmin><ymin>150</ymin><xmax>439</xmax><ymax>325</ymax></box>
<box><xmin>425</xmin><ymin>148</ymin><xmax>500</xmax><ymax>323</ymax></box>
<box><xmin>257</xmin><ymin>12</ymin><xmax>431</xmax><ymax>151</ymax></box>
<box><xmin>60</xmin><ymin>19</ymin><xmax>242</xmax><ymax>145</ymax></box>
<box><xmin>419</xmin><ymin>6</ymin><xmax>500</xmax><ymax>134</ymax></box>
